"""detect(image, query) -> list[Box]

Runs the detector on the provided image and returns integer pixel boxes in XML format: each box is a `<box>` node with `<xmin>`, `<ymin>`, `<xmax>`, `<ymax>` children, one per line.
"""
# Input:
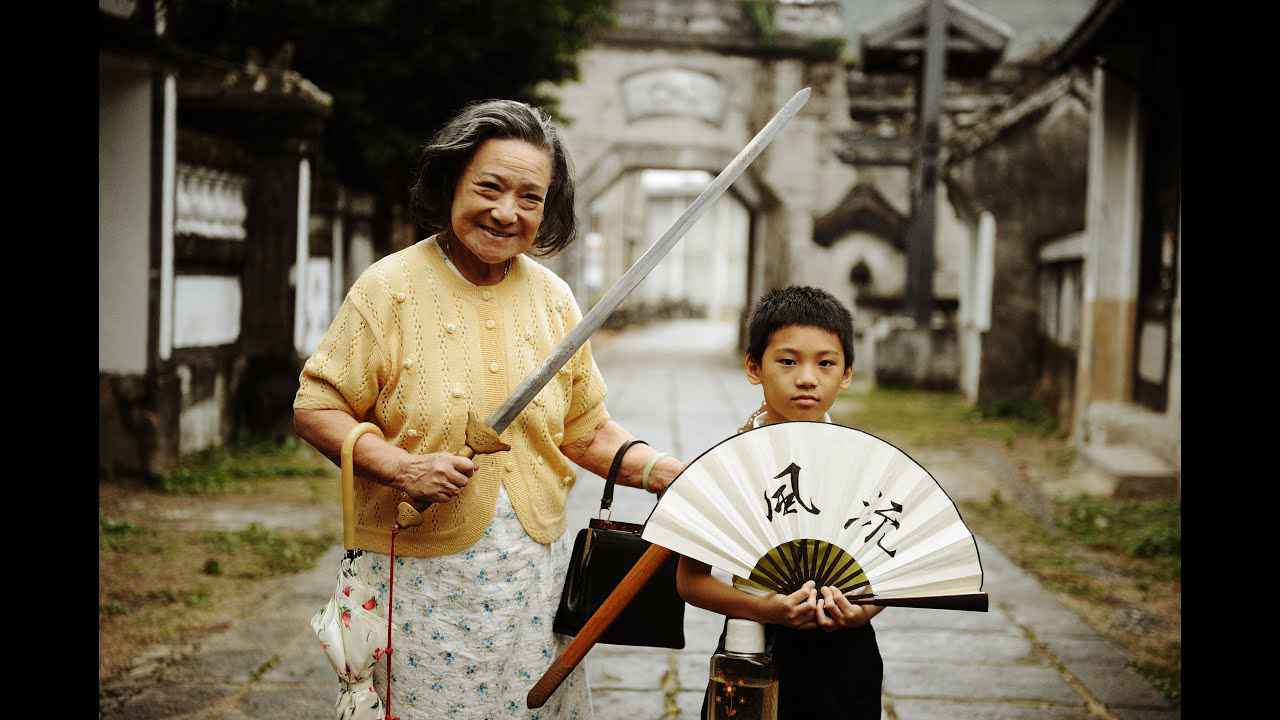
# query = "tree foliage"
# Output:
<box><xmin>165</xmin><ymin>0</ymin><xmax>616</xmax><ymax>198</ymax></box>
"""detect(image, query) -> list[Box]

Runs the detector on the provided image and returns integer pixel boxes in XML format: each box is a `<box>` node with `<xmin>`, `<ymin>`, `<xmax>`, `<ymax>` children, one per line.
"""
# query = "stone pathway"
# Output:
<box><xmin>99</xmin><ymin>319</ymin><xmax>1179</xmax><ymax>720</ymax></box>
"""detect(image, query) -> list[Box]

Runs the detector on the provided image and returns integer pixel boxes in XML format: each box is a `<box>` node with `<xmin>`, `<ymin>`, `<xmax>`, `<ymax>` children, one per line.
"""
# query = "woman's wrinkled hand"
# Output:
<box><xmin>759</xmin><ymin>580</ymin><xmax>818</xmax><ymax>630</ymax></box>
<box><xmin>394</xmin><ymin>452</ymin><xmax>477</xmax><ymax>505</ymax></box>
<box><xmin>815</xmin><ymin>585</ymin><xmax>878</xmax><ymax>631</ymax></box>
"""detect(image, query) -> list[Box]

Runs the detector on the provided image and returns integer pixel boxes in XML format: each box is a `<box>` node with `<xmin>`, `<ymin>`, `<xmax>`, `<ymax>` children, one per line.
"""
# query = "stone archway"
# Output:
<box><xmin>544</xmin><ymin>0</ymin><xmax>855</xmax><ymax>345</ymax></box>
<box><xmin>572</xmin><ymin>142</ymin><xmax>772</xmax><ymax>330</ymax></box>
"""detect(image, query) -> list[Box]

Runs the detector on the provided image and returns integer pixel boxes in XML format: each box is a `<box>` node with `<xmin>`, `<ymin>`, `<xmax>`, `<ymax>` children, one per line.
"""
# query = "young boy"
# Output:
<box><xmin>677</xmin><ymin>286</ymin><xmax>886</xmax><ymax>719</ymax></box>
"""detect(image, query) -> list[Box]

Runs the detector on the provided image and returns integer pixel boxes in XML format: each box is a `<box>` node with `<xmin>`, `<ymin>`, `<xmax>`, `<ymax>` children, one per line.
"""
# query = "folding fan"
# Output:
<box><xmin>641</xmin><ymin>421</ymin><xmax>987</xmax><ymax>611</ymax></box>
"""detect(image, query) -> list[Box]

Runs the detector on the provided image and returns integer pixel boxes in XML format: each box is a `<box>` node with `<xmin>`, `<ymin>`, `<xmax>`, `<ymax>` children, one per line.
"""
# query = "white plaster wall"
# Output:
<box><xmin>815</xmin><ymin>232</ymin><xmax>907</xmax><ymax>303</ymax></box>
<box><xmin>99</xmin><ymin>58</ymin><xmax>152</xmax><ymax>374</ymax></box>
<box><xmin>172</xmin><ymin>275</ymin><xmax>242</xmax><ymax>348</ymax></box>
<box><xmin>1085</xmin><ymin>67</ymin><xmax>1143</xmax><ymax>304</ymax></box>
<box><xmin>933</xmin><ymin>182</ymin><xmax>966</xmax><ymax>298</ymax></box>
<box><xmin>301</xmin><ymin>257</ymin><xmax>332</xmax><ymax>354</ymax></box>
<box><xmin>293</xmin><ymin>159</ymin><xmax>312</xmax><ymax>355</ymax></box>
<box><xmin>349</xmin><ymin>229</ymin><xmax>375</xmax><ymax>291</ymax></box>
<box><xmin>177</xmin><ymin>364</ymin><xmax>225</xmax><ymax>455</ymax></box>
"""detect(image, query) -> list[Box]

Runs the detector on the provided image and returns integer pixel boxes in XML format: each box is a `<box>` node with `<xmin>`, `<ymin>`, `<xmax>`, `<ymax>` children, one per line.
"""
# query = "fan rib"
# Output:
<box><xmin>784</xmin><ymin>540</ymin><xmax>807</xmax><ymax>594</ymax></box>
<box><xmin>824</xmin><ymin>552</ymin><xmax>861</xmax><ymax>591</ymax></box>
<box><xmin>761</xmin><ymin>550</ymin><xmax>797</xmax><ymax>594</ymax></box>
<box><xmin>813</xmin><ymin>540</ymin><xmax>838</xmax><ymax>589</ymax></box>
<box><xmin>799</xmin><ymin>539</ymin><xmax>814</xmax><ymax>588</ymax></box>
<box><xmin>830</xmin><ymin>570</ymin><xmax>870</xmax><ymax>594</ymax></box>
<box><xmin>749</xmin><ymin>564</ymin><xmax>788</xmax><ymax>594</ymax></box>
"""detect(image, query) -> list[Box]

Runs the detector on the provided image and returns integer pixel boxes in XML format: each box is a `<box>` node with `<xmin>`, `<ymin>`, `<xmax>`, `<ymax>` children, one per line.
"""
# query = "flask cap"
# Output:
<box><xmin>724</xmin><ymin>619</ymin><xmax>765</xmax><ymax>654</ymax></box>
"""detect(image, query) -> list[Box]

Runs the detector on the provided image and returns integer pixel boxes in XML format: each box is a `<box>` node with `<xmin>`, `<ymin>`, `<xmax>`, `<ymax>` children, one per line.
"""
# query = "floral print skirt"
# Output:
<box><xmin>365</xmin><ymin>485</ymin><xmax>593</xmax><ymax>720</ymax></box>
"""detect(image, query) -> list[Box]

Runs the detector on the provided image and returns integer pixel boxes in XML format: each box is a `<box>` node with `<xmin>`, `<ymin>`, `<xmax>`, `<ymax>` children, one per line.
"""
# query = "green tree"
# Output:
<box><xmin>166</xmin><ymin>0</ymin><xmax>616</xmax><ymax>211</ymax></box>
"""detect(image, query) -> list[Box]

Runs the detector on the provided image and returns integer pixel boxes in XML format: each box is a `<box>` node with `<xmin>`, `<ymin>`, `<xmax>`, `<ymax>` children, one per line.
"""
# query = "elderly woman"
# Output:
<box><xmin>293</xmin><ymin>100</ymin><xmax>684</xmax><ymax>718</ymax></box>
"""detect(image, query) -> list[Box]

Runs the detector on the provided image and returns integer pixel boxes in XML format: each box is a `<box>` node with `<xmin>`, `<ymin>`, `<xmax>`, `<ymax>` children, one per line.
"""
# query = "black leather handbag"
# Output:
<box><xmin>553</xmin><ymin>440</ymin><xmax>686</xmax><ymax>649</ymax></box>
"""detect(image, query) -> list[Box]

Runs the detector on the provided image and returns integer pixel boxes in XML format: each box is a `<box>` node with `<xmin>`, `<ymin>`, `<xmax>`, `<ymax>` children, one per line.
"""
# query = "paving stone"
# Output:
<box><xmin>872</xmin><ymin>605</ymin><xmax>1014</xmax><ymax>632</ymax></box>
<box><xmin>677</xmin><ymin>651</ymin><xmax>713</xmax><ymax>692</ymax></box>
<box><xmin>1060</xmin><ymin>661</ymin><xmax>1173</xmax><ymax>711</ymax></box>
<box><xmin>1039</xmin><ymin>635</ymin><xmax>1173</xmax><ymax>709</ymax></box>
<box><xmin>911</xmin><ymin>448</ymin><xmax>1002</xmax><ymax>504</ymax></box>
<box><xmin>883</xmin><ymin>660</ymin><xmax>1079</xmax><ymax>705</ymax></box>
<box><xmin>256</xmin><ymin>643</ymin><xmax>338</xmax><ymax>686</ymax></box>
<box><xmin>160</xmin><ymin>647</ymin><xmax>276</xmax><ymax>685</ymax></box>
<box><xmin>875</xmin><ymin>627</ymin><xmax>1037</xmax><ymax>665</ymax></box>
<box><xmin>101</xmin><ymin>683</ymin><xmax>239</xmax><ymax>720</ymax></box>
<box><xmin>587</xmin><ymin>650</ymin><xmax>670</xmax><ymax>690</ymax></box>
<box><xmin>590</xmin><ymin>688</ymin><xmax>669</xmax><ymax>720</ymax></box>
<box><xmin>675</xmin><ymin>688</ymin><xmax>709</xmax><ymax>718</ymax></box>
<box><xmin>1111</xmin><ymin>708</ymin><xmax>1182</xmax><ymax>720</ymax></box>
<box><xmin>197</xmin><ymin>612</ymin><xmax>309</xmax><ymax>655</ymax></box>
<box><xmin>234</xmin><ymin>685</ymin><xmax>334</xmax><ymax>719</ymax></box>
<box><xmin>888</xmin><ymin>698</ymin><xmax>1092</xmax><ymax>720</ymax></box>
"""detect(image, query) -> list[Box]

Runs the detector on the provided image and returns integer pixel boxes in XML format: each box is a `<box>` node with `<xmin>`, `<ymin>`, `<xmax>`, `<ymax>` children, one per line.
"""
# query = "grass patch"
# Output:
<box><xmin>100</xmin><ymin>601</ymin><xmax>129</xmax><ymax>616</ymax></box>
<box><xmin>1134</xmin><ymin>647</ymin><xmax>1181</xmax><ymax>707</ymax></box>
<box><xmin>1053</xmin><ymin>495</ymin><xmax>1181</xmax><ymax>579</ymax></box>
<box><xmin>99</xmin><ymin>514</ymin><xmax>164</xmax><ymax>554</ymax></box>
<box><xmin>197</xmin><ymin>523</ymin><xmax>335</xmax><ymax>578</ymax></box>
<box><xmin>157</xmin><ymin>435</ymin><xmax>330</xmax><ymax>495</ymax></box>
<box><xmin>833</xmin><ymin>387</ymin><xmax>1059</xmax><ymax>449</ymax></box>
<box><xmin>99</xmin><ymin>436</ymin><xmax>342</xmax><ymax>684</ymax></box>
<box><xmin>99</xmin><ymin>523</ymin><xmax>337</xmax><ymax>682</ymax></box>
<box><xmin>960</xmin><ymin>490</ymin><xmax>1180</xmax><ymax>707</ymax></box>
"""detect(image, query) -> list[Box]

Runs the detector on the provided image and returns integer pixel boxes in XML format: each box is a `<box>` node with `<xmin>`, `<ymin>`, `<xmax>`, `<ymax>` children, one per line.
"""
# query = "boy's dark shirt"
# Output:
<box><xmin>700</xmin><ymin>620</ymin><xmax>883</xmax><ymax>719</ymax></box>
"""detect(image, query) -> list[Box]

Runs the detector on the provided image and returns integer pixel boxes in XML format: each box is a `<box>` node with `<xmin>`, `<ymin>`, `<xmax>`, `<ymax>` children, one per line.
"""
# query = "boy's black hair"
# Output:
<box><xmin>745</xmin><ymin>286</ymin><xmax>855</xmax><ymax>369</ymax></box>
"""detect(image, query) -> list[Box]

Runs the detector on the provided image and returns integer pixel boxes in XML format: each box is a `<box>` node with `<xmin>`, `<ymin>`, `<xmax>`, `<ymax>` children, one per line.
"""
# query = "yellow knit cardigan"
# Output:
<box><xmin>294</xmin><ymin>237</ymin><xmax>611</xmax><ymax>556</ymax></box>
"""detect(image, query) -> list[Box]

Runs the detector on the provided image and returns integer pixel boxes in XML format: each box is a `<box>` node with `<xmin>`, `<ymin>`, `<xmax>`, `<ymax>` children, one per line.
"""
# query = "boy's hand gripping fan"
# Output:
<box><xmin>643</xmin><ymin>421</ymin><xmax>988</xmax><ymax>611</ymax></box>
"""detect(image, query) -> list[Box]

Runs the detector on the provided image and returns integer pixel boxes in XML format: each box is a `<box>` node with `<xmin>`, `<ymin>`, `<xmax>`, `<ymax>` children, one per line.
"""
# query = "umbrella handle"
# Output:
<box><xmin>527</xmin><ymin>544</ymin><xmax>673</xmax><ymax>708</ymax></box>
<box><xmin>341</xmin><ymin>422</ymin><xmax>385</xmax><ymax>550</ymax></box>
<box><xmin>395</xmin><ymin>411</ymin><xmax>511</xmax><ymax>529</ymax></box>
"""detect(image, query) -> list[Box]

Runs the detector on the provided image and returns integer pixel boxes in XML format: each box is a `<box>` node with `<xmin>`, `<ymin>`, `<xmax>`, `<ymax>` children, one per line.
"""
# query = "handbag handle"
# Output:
<box><xmin>600</xmin><ymin>439</ymin><xmax>648</xmax><ymax>519</ymax></box>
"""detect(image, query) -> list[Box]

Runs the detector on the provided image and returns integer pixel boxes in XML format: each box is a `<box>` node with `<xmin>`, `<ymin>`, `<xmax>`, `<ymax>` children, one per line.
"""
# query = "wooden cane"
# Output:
<box><xmin>341</xmin><ymin>423</ymin><xmax>386</xmax><ymax>550</ymax></box>
<box><xmin>527</xmin><ymin>544</ymin><xmax>674</xmax><ymax>708</ymax></box>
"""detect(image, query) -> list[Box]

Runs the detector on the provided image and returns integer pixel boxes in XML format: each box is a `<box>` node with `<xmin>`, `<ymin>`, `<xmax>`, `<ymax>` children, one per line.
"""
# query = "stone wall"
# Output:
<box><xmin>548</xmin><ymin>0</ymin><xmax>852</xmax><ymax>346</ymax></box>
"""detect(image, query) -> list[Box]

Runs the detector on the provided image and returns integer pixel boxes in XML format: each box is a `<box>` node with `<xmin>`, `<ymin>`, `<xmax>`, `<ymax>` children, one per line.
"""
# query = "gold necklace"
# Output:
<box><xmin>442</xmin><ymin>233</ymin><xmax>510</xmax><ymax>283</ymax></box>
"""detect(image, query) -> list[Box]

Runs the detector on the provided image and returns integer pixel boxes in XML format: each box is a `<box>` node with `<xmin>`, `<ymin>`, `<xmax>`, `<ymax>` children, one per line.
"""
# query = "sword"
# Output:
<box><xmin>396</xmin><ymin>86</ymin><xmax>812</xmax><ymax>529</ymax></box>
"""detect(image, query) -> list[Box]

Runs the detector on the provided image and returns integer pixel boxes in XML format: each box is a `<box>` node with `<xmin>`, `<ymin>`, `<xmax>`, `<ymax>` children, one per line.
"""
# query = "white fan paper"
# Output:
<box><xmin>642</xmin><ymin>422</ymin><xmax>985</xmax><ymax>610</ymax></box>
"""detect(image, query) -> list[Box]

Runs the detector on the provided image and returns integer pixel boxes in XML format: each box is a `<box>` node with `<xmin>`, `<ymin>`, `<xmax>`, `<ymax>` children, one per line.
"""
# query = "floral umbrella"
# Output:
<box><xmin>311</xmin><ymin>423</ymin><xmax>393</xmax><ymax>720</ymax></box>
<box><xmin>312</xmin><ymin>550</ymin><xmax>386</xmax><ymax>720</ymax></box>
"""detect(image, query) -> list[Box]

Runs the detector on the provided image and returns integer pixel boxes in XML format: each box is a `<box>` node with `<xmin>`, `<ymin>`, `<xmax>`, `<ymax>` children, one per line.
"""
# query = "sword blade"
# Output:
<box><xmin>486</xmin><ymin>87</ymin><xmax>811</xmax><ymax>436</ymax></box>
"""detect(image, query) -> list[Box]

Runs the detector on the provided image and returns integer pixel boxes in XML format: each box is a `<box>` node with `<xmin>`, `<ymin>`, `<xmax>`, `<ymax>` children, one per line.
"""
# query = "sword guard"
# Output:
<box><xmin>462</xmin><ymin>410</ymin><xmax>510</xmax><ymax>456</ymax></box>
<box><xmin>396</xmin><ymin>412</ymin><xmax>510</xmax><ymax>529</ymax></box>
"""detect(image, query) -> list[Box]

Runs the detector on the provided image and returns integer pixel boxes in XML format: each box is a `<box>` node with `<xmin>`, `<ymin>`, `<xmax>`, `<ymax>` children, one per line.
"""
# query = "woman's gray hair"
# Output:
<box><xmin>409</xmin><ymin>99</ymin><xmax>578</xmax><ymax>256</ymax></box>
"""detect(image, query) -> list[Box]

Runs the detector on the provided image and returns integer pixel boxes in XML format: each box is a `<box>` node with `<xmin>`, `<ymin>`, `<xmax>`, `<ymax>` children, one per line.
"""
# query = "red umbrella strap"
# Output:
<box><xmin>385</xmin><ymin>526</ymin><xmax>399</xmax><ymax>720</ymax></box>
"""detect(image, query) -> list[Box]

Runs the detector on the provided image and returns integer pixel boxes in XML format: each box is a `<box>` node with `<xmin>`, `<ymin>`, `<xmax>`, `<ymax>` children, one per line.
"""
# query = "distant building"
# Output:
<box><xmin>943</xmin><ymin>0</ymin><xmax>1180</xmax><ymax>492</ymax></box>
<box><xmin>100</xmin><ymin>0</ymin><xmax>339</xmax><ymax>478</ymax></box>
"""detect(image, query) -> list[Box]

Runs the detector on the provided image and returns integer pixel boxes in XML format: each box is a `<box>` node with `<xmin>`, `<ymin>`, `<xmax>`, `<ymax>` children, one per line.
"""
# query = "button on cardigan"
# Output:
<box><xmin>295</xmin><ymin>237</ymin><xmax>611</xmax><ymax>556</ymax></box>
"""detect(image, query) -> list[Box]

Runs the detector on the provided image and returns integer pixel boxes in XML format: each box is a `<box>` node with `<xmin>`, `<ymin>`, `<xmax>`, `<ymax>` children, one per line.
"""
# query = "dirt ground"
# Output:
<box><xmin>99</xmin><ymin>458</ymin><xmax>342</xmax><ymax>683</ymax></box>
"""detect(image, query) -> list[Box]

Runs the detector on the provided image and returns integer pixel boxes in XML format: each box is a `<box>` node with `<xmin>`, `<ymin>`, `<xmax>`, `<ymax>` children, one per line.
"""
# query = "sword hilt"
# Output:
<box><xmin>396</xmin><ymin>411</ymin><xmax>510</xmax><ymax>528</ymax></box>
